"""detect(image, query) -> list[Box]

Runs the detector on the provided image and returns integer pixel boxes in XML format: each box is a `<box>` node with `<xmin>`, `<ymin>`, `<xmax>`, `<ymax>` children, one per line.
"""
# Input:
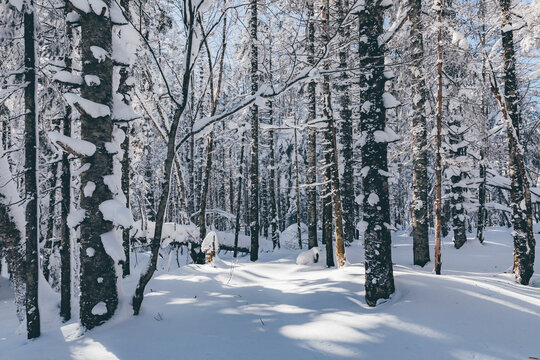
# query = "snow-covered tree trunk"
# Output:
<box><xmin>23</xmin><ymin>0</ymin><xmax>40</xmax><ymax>339</ymax></box>
<box><xmin>496</xmin><ymin>0</ymin><xmax>535</xmax><ymax>284</ymax></box>
<box><xmin>434</xmin><ymin>2</ymin><xmax>443</xmax><ymax>275</ymax></box>
<box><xmin>306</xmin><ymin>0</ymin><xmax>318</xmax><ymax>250</ymax></box>
<box><xmin>358</xmin><ymin>1</ymin><xmax>394</xmax><ymax>305</ymax></box>
<box><xmin>321</xmin><ymin>0</ymin><xmax>346</xmax><ymax>268</ymax></box>
<box><xmin>409</xmin><ymin>0</ymin><xmax>430</xmax><ymax>266</ymax></box>
<box><xmin>249</xmin><ymin>0</ymin><xmax>259</xmax><ymax>262</ymax></box>
<box><xmin>60</xmin><ymin>11</ymin><xmax>73</xmax><ymax>321</ymax></box>
<box><xmin>76</xmin><ymin>0</ymin><xmax>125</xmax><ymax>328</ymax></box>
<box><xmin>336</xmin><ymin>0</ymin><xmax>355</xmax><ymax>246</ymax></box>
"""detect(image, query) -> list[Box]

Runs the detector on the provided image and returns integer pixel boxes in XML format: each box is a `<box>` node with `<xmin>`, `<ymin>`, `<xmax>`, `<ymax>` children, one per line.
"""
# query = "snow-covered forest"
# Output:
<box><xmin>0</xmin><ymin>0</ymin><xmax>539</xmax><ymax>358</ymax></box>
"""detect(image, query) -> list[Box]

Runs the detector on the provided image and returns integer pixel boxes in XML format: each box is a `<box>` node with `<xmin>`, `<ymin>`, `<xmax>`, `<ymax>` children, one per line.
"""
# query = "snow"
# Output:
<box><xmin>296</xmin><ymin>247</ymin><xmax>320</xmax><ymax>265</ymax></box>
<box><xmin>90</xmin><ymin>46</ymin><xmax>109</xmax><ymax>63</ymax></box>
<box><xmin>91</xmin><ymin>302</ymin><xmax>107</xmax><ymax>316</ymax></box>
<box><xmin>67</xmin><ymin>209</ymin><xmax>86</xmax><ymax>229</ymax></box>
<box><xmin>52</xmin><ymin>71</ymin><xmax>83</xmax><ymax>85</ymax></box>
<box><xmin>382</xmin><ymin>92</ymin><xmax>400</xmax><ymax>109</ymax></box>
<box><xmin>373</xmin><ymin>127</ymin><xmax>400</xmax><ymax>143</ymax></box>
<box><xmin>83</xmin><ymin>181</ymin><xmax>96</xmax><ymax>197</ymax></box>
<box><xmin>86</xmin><ymin>247</ymin><xmax>95</xmax><ymax>257</ymax></box>
<box><xmin>201</xmin><ymin>231</ymin><xmax>219</xmax><ymax>254</ymax></box>
<box><xmin>1</xmin><ymin>227</ymin><xmax>538</xmax><ymax>359</ymax></box>
<box><xmin>100</xmin><ymin>230</ymin><xmax>125</xmax><ymax>263</ymax></box>
<box><xmin>84</xmin><ymin>75</ymin><xmax>101</xmax><ymax>86</ymax></box>
<box><xmin>48</xmin><ymin>131</ymin><xmax>96</xmax><ymax>157</ymax></box>
<box><xmin>64</xmin><ymin>93</ymin><xmax>110</xmax><ymax>118</ymax></box>
<box><xmin>99</xmin><ymin>199</ymin><xmax>133</xmax><ymax>228</ymax></box>
<box><xmin>367</xmin><ymin>193</ymin><xmax>379</xmax><ymax>206</ymax></box>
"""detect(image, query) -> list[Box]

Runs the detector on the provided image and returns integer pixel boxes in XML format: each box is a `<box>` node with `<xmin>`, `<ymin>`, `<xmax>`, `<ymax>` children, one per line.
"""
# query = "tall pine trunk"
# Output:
<box><xmin>78</xmin><ymin>0</ymin><xmax>120</xmax><ymax>328</ymax></box>
<box><xmin>306</xmin><ymin>0</ymin><xmax>318</xmax><ymax>250</ymax></box>
<box><xmin>23</xmin><ymin>0</ymin><xmax>40</xmax><ymax>339</ymax></box>
<box><xmin>409</xmin><ymin>0</ymin><xmax>430</xmax><ymax>266</ymax></box>
<box><xmin>336</xmin><ymin>0</ymin><xmax>355</xmax><ymax>246</ymax></box>
<box><xmin>434</xmin><ymin>2</ymin><xmax>443</xmax><ymax>275</ymax></box>
<box><xmin>249</xmin><ymin>0</ymin><xmax>259</xmax><ymax>261</ymax></box>
<box><xmin>322</xmin><ymin>0</ymin><xmax>346</xmax><ymax>267</ymax></box>
<box><xmin>494</xmin><ymin>0</ymin><xmax>535</xmax><ymax>284</ymax></box>
<box><xmin>358</xmin><ymin>2</ymin><xmax>395</xmax><ymax>305</ymax></box>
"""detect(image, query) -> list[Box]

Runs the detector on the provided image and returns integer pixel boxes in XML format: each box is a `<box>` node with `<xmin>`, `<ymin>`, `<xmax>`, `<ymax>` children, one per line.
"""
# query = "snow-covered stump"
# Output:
<box><xmin>201</xmin><ymin>231</ymin><xmax>219</xmax><ymax>264</ymax></box>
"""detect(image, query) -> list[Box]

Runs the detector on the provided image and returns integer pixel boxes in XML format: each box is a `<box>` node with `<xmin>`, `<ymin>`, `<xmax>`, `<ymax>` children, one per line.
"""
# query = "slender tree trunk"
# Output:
<box><xmin>233</xmin><ymin>142</ymin><xmax>246</xmax><ymax>257</ymax></box>
<box><xmin>358</xmin><ymin>2</ymin><xmax>395</xmax><ymax>305</ymax></box>
<box><xmin>409</xmin><ymin>0</ymin><xmax>430</xmax><ymax>266</ymax></box>
<box><xmin>294</xmin><ymin>117</ymin><xmax>302</xmax><ymax>249</ymax></box>
<box><xmin>60</xmin><ymin>100</ymin><xmax>71</xmax><ymax>321</ymax></box>
<box><xmin>118</xmin><ymin>0</ymin><xmax>133</xmax><ymax>277</ymax></box>
<box><xmin>23</xmin><ymin>0</ymin><xmax>40</xmax><ymax>339</ymax></box>
<box><xmin>336</xmin><ymin>0</ymin><xmax>355</xmax><ymax>246</ymax></box>
<box><xmin>249</xmin><ymin>0</ymin><xmax>259</xmax><ymax>261</ymax></box>
<box><xmin>477</xmin><ymin>0</ymin><xmax>487</xmax><ymax>245</ymax></box>
<box><xmin>60</xmin><ymin>15</ymin><xmax>73</xmax><ymax>321</ymax></box>
<box><xmin>43</xmin><ymin>139</ymin><xmax>59</xmax><ymax>283</ymax></box>
<box><xmin>321</xmin><ymin>0</ymin><xmax>346</xmax><ymax>268</ymax></box>
<box><xmin>306</xmin><ymin>0</ymin><xmax>318</xmax><ymax>250</ymax></box>
<box><xmin>434</xmin><ymin>3</ymin><xmax>443</xmax><ymax>275</ymax></box>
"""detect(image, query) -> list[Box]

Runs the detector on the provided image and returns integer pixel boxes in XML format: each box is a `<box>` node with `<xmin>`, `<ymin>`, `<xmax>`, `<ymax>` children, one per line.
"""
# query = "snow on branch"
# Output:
<box><xmin>64</xmin><ymin>92</ymin><xmax>110</xmax><ymax>118</ymax></box>
<box><xmin>48</xmin><ymin>131</ymin><xmax>96</xmax><ymax>157</ymax></box>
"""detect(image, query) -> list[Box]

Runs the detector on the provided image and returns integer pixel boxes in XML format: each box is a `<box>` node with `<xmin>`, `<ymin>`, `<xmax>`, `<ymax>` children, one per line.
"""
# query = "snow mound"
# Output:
<box><xmin>296</xmin><ymin>247</ymin><xmax>320</xmax><ymax>265</ymax></box>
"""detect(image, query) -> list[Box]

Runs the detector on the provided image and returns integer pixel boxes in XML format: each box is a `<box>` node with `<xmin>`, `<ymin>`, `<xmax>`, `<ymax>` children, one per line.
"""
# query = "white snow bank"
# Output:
<box><xmin>296</xmin><ymin>247</ymin><xmax>320</xmax><ymax>265</ymax></box>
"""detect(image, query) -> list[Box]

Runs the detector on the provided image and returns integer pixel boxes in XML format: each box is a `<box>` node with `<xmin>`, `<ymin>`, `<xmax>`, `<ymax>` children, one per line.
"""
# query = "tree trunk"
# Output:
<box><xmin>306</xmin><ymin>0</ymin><xmax>318</xmax><ymax>250</ymax></box>
<box><xmin>233</xmin><ymin>142</ymin><xmax>246</xmax><ymax>257</ymax></box>
<box><xmin>358</xmin><ymin>3</ymin><xmax>395</xmax><ymax>305</ymax></box>
<box><xmin>294</xmin><ymin>118</ymin><xmax>302</xmax><ymax>249</ymax></box>
<box><xmin>249</xmin><ymin>0</ymin><xmax>259</xmax><ymax>261</ymax></box>
<box><xmin>491</xmin><ymin>0</ymin><xmax>535</xmax><ymax>283</ymax></box>
<box><xmin>409</xmin><ymin>0</ymin><xmax>430</xmax><ymax>266</ymax></box>
<box><xmin>336</xmin><ymin>0</ymin><xmax>355</xmax><ymax>246</ymax></box>
<box><xmin>60</xmin><ymin>14</ymin><xmax>73</xmax><ymax>321</ymax></box>
<box><xmin>23</xmin><ymin>0</ymin><xmax>40</xmax><ymax>339</ymax></box>
<box><xmin>434</xmin><ymin>3</ymin><xmax>443</xmax><ymax>275</ymax></box>
<box><xmin>78</xmin><ymin>0</ymin><xmax>119</xmax><ymax>329</ymax></box>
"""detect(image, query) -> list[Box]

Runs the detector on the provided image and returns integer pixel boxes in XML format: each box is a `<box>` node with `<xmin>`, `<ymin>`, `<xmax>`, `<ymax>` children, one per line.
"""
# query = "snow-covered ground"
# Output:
<box><xmin>1</xmin><ymin>227</ymin><xmax>539</xmax><ymax>360</ymax></box>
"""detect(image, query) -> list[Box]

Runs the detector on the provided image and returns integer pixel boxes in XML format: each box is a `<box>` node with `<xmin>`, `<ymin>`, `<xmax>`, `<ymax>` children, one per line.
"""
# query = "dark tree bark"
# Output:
<box><xmin>434</xmin><ymin>3</ymin><xmax>443</xmax><ymax>275</ymax></box>
<box><xmin>78</xmin><ymin>0</ymin><xmax>119</xmax><ymax>329</ymax></box>
<box><xmin>233</xmin><ymin>141</ymin><xmax>246</xmax><ymax>257</ymax></box>
<box><xmin>336</xmin><ymin>0</ymin><xmax>355</xmax><ymax>246</ymax></box>
<box><xmin>321</xmin><ymin>0</ymin><xmax>346</xmax><ymax>268</ymax></box>
<box><xmin>492</xmin><ymin>0</ymin><xmax>535</xmax><ymax>284</ymax></box>
<box><xmin>358</xmin><ymin>2</ymin><xmax>395</xmax><ymax>305</ymax></box>
<box><xmin>306</xmin><ymin>0</ymin><xmax>318</xmax><ymax>250</ymax></box>
<box><xmin>249</xmin><ymin>0</ymin><xmax>259</xmax><ymax>261</ymax></box>
<box><xmin>60</xmin><ymin>13</ymin><xmax>73</xmax><ymax>321</ymax></box>
<box><xmin>409</xmin><ymin>0</ymin><xmax>430</xmax><ymax>265</ymax></box>
<box><xmin>23</xmin><ymin>0</ymin><xmax>40</xmax><ymax>339</ymax></box>
<box><xmin>118</xmin><ymin>0</ymin><xmax>134</xmax><ymax>277</ymax></box>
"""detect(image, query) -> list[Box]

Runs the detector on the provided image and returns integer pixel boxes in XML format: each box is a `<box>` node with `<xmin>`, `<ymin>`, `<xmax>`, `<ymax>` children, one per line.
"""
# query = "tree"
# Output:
<box><xmin>23</xmin><ymin>0</ymin><xmax>40</xmax><ymax>339</ymax></box>
<box><xmin>249</xmin><ymin>0</ymin><xmax>260</xmax><ymax>261</ymax></box>
<box><xmin>76</xmin><ymin>0</ymin><xmax>120</xmax><ymax>329</ymax></box>
<box><xmin>358</xmin><ymin>0</ymin><xmax>395</xmax><ymax>306</ymax></box>
<box><xmin>409</xmin><ymin>0</ymin><xmax>430</xmax><ymax>266</ymax></box>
